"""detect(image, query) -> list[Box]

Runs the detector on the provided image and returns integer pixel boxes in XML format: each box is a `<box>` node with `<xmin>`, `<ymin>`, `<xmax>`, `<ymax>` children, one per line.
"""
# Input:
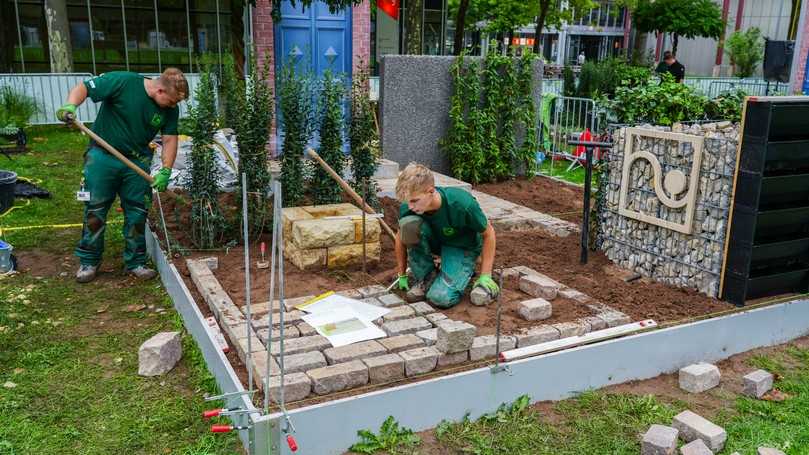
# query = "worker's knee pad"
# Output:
<box><xmin>399</xmin><ymin>215</ymin><xmax>423</xmax><ymax>247</ymax></box>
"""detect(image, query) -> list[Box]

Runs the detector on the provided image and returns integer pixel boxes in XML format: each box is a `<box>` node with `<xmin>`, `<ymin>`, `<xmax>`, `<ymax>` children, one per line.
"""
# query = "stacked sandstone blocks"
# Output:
<box><xmin>281</xmin><ymin>203</ymin><xmax>381</xmax><ymax>270</ymax></box>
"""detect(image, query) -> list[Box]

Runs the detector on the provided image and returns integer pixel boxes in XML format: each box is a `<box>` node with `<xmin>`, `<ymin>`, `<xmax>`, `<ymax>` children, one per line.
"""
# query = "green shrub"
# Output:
<box><xmin>279</xmin><ymin>63</ymin><xmax>314</xmax><ymax>207</ymax></box>
<box><xmin>349</xmin><ymin>63</ymin><xmax>380</xmax><ymax>208</ymax></box>
<box><xmin>0</xmin><ymin>86</ymin><xmax>38</xmax><ymax>129</ymax></box>
<box><xmin>576</xmin><ymin>58</ymin><xmax>652</xmax><ymax>99</ymax></box>
<box><xmin>562</xmin><ymin>65</ymin><xmax>576</xmax><ymax>97</ymax></box>
<box><xmin>184</xmin><ymin>64</ymin><xmax>227</xmax><ymax>249</ymax></box>
<box><xmin>726</xmin><ymin>27</ymin><xmax>764</xmax><ymax>78</ymax></box>
<box><xmin>706</xmin><ymin>88</ymin><xmax>747</xmax><ymax>122</ymax></box>
<box><xmin>609</xmin><ymin>73</ymin><xmax>708</xmax><ymax>125</ymax></box>
<box><xmin>312</xmin><ymin>70</ymin><xmax>346</xmax><ymax>204</ymax></box>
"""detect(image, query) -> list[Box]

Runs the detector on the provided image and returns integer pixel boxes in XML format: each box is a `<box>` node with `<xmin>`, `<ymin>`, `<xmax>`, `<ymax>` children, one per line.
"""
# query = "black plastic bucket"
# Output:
<box><xmin>0</xmin><ymin>170</ymin><xmax>16</xmax><ymax>214</ymax></box>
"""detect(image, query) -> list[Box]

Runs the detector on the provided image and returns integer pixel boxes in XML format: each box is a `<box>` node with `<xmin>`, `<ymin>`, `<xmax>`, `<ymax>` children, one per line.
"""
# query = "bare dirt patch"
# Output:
<box><xmin>473</xmin><ymin>175</ymin><xmax>585</xmax><ymax>223</ymax></box>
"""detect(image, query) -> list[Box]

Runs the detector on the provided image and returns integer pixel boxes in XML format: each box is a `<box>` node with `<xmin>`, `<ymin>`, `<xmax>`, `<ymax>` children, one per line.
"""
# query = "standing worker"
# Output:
<box><xmin>394</xmin><ymin>163</ymin><xmax>499</xmax><ymax>308</ymax></box>
<box><xmin>655</xmin><ymin>50</ymin><xmax>685</xmax><ymax>83</ymax></box>
<box><xmin>56</xmin><ymin>68</ymin><xmax>188</xmax><ymax>283</ymax></box>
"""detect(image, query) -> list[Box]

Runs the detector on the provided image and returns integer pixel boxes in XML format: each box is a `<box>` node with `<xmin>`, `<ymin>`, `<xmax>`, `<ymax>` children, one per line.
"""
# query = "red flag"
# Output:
<box><xmin>377</xmin><ymin>0</ymin><xmax>400</xmax><ymax>20</ymax></box>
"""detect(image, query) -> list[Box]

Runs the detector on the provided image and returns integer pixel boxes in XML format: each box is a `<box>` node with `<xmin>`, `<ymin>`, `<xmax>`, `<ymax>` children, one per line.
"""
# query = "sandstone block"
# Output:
<box><xmin>469</xmin><ymin>335</ymin><xmax>516</xmax><ymax>361</ymax></box>
<box><xmin>323</xmin><ymin>340</ymin><xmax>387</xmax><ymax>364</ymax></box>
<box><xmin>377</xmin><ymin>293</ymin><xmax>406</xmax><ymax>308</ymax></box>
<box><xmin>425</xmin><ymin>312</ymin><xmax>448</xmax><ymax>325</ymax></box>
<box><xmin>352</xmin><ymin>218</ymin><xmax>381</xmax><ymax>243</ymax></box>
<box><xmin>742</xmin><ymin>369</ymin><xmax>773</xmax><ymax>398</ymax></box>
<box><xmin>269</xmin><ymin>335</ymin><xmax>330</xmax><ymax>356</ymax></box>
<box><xmin>400</xmin><ymin>347</ymin><xmax>440</xmax><ymax>376</ymax></box>
<box><xmin>363</xmin><ymin>354</ymin><xmax>405</xmax><ymax>384</ymax></box>
<box><xmin>515</xmin><ymin>325</ymin><xmax>560</xmax><ymax>347</ymax></box>
<box><xmin>598</xmin><ymin>311</ymin><xmax>632</xmax><ymax>327</ymax></box>
<box><xmin>672</xmin><ymin>410</ymin><xmax>727</xmax><ymax>452</ymax></box>
<box><xmin>138</xmin><ymin>331</ymin><xmax>182</xmax><ymax>377</ymax></box>
<box><xmin>257</xmin><ymin>325</ymin><xmax>300</xmax><ymax>343</ymax></box>
<box><xmin>579</xmin><ymin>316</ymin><xmax>607</xmax><ymax>332</ymax></box>
<box><xmin>436</xmin><ymin>320</ymin><xmax>477</xmax><ymax>353</ymax></box>
<box><xmin>470</xmin><ymin>287</ymin><xmax>492</xmax><ymax>306</ymax></box>
<box><xmin>277</xmin><ymin>351</ymin><xmax>327</xmax><ymax>374</ymax></box>
<box><xmin>292</xmin><ymin>218</ymin><xmax>355</xmax><ymax>249</ymax></box>
<box><xmin>307</xmin><ymin>360</ymin><xmax>369</xmax><ymax>395</ymax></box>
<box><xmin>680</xmin><ymin>439</ymin><xmax>712</xmax><ymax>455</ymax></box>
<box><xmin>281</xmin><ymin>207</ymin><xmax>314</xmax><ymax>239</ymax></box>
<box><xmin>553</xmin><ymin>321</ymin><xmax>588</xmax><ymax>338</ymax></box>
<box><xmin>265</xmin><ymin>372</ymin><xmax>311</xmax><ymax>402</ymax></box>
<box><xmin>517</xmin><ymin>298</ymin><xmax>552</xmax><ymax>321</ymax></box>
<box><xmin>382</xmin><ymin>317</ymin><xmax>432</xmax><ymax>336</ymax></box>
<box><xmin>415</xmin><ymin>328</ymin><xmax>438</xmax><ymax>345</ymax></box>
<box><xmin>679</xmin><ymin>363</ymin><xmax>721</xmax><ymax>393</ymax></box>
<box><xmin>408</xmin><ymin>301</ymin><xmax>435</xmax><ymax>316</ymax></box>
<box><xmin>383</xmin><ymin>305</ymin><xmax>416</xmax><ymax>321</ymax></box>
<box><xmin>379</xmin><ymin>334</ymin><xmax>424</xmax><ymax>353</ymax></box>
<box><xmin>357</xmin><ymin>285</ymin><xmax>388</xmax><ymax>298</ymax></box>
<box><xmin>641</xmin><ymin>424</ymin><xmax>678</xmax><ymax>455</ymax></box>
<box><xmin>327</xmin><ymin>242</ymin><xmax>381</xmax><ymax>269</ymax></box>
<box><xmin>519</xmin><ymin>273</ymin><xmax>560</xmax><ymax>299</ymax></box>
<box><xmin>437</xmin><ymin>350</ymin><xmax>468</xmax><ymax>367</ymax></box>
<box><xmin>296</xmin><ymin>322</ymin><xmax>317</xmax><ymax>337</ymax></box>
<box><xmin>285</xmin><ymin>242</ymin><xmax>327</xmax><ymax>271</ymax></box>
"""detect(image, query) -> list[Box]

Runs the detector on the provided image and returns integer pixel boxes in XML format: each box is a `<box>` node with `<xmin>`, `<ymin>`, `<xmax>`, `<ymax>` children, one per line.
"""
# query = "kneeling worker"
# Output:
<box><xmin>394</xmin><ymin>163</ymin><xmax>499</xmax><ymax>308</ymax></box>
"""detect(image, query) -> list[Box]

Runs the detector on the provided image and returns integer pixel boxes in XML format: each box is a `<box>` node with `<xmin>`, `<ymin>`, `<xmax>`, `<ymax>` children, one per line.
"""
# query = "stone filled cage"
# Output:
<box><xmin>596</xmin><ymin>121</ymin><xmax>739</xmax><ymax>297</ymax></box>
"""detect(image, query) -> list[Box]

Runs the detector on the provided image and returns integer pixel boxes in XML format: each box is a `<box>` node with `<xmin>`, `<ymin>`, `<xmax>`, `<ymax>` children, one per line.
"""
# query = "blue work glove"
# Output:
<box><xmin>397</xmin><ymin>274</ymin><xmax>409</xmax><ymax>291</ymax></box>
<box><xmin>56</xmin><ymin>103</ymin><xmax>77</xmax><ymax>123</ymax></box>
<box><xmin>474</xmin><ymin>274</ymin><xmax>499</xmax><ymax>296</ymax></box>
<box><xmin>151</xmin><ymin>167</ymin><xmax>172</xmax><ymax>192</ymax></box>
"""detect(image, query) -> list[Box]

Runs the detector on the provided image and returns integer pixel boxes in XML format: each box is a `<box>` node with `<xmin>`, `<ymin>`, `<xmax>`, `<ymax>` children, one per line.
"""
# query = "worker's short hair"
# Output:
<box><xmin>663</xmin><ymin>50</ymin><xmax>674</xmax><ymax>60</ymax></box>
<box><xmin>395</xmin><ymin>163</ymin><xmax>435</xmax><ymax>201</ymax></box>
<box><xmin>158</xmin><ymin>67</ymin><xmax>189</xmax><ymax>101</ymax></box>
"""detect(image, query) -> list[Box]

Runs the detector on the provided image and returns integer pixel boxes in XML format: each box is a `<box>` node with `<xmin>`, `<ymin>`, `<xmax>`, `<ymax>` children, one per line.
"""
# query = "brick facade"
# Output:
<box><xmin>793</xmin><ymin>12</ymin><xmax>809</xmax><ymax>94</ymax></box>
<box><xmin>352</xmin><ymin>1</ymin><xmax>372</xmax><ymax>75</ymax></box>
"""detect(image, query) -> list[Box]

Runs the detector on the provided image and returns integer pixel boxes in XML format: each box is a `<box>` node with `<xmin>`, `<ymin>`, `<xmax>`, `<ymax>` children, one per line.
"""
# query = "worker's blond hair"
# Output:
<box><xmin>395</xmin><ymin>163</ymin><xmax>434</xmax><ymax>201</ymax></box>
<box><xmin>158</xmin><ymin>67</ymin><xmax>189</xmax><ymax>101</ymax></box>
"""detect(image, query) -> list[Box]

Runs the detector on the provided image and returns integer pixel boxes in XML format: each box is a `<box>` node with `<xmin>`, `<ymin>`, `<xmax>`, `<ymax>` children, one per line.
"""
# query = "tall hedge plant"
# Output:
<box><xmin>349</xmin><ymin>64</ymin><xmax>380</xmax><ymax>207</ymax></box>
<box><xmin>184</xmin><ymin>65</ymin><xmax>226</xmax><ymax>249</ymax></box>
<box><xmin>279</xmin><ymin>63</ymin><xmax>314</xmax><ymax>207</ymax></box>
<box><xmin>312</xmin><ymin>71</ymin><xmax>346</xmax><ymax>204</ymax></box>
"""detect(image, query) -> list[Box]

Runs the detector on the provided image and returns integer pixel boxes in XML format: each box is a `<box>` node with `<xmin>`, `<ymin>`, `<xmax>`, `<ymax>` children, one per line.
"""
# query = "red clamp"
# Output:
<box><xmin>211</xmin><ymin>424</ymin><xmax>250</xmax><ymax>433</ymax></box>
<box><xmin>286</xmin><ymin>434</ymin><xmax>299</xmax><ymax>452</ymax></box>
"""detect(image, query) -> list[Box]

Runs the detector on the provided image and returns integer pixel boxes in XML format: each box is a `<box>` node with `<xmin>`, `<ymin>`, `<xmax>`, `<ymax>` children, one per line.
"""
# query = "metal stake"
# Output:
<box><xmin>362</xmin><ymin>181</ymin><xmax>367</xmax><ymax>273</ymax></box>
<box><xmin>491</xmin><ymin>270</ymin><xmax>509</xmax><ymax>374</ymax></box>
<box><xmin>241</xmin><ymin>173</ymin><xmax>253</xmax><ymax>393</ymax></box>
<box><xmin>154</xmin><ymin>190</ymin><xmax>171</xmax><ymax>259</ymax></box>
<box><xmin>263</xmin><ymin>182</ymin><xmax>279</xmax><ymax>413</ymax></box>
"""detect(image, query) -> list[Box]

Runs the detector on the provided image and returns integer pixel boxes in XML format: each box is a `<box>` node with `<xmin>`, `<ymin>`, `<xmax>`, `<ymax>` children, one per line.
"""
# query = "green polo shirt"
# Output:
<box><xmin>399</xmin><ymin>186</ymin><xmax>489</xmax><ymax>253</ymax></box>
<box><xmin>84</xmin><ymin>71</ymin><xmax>178</xmax><ymax>159</ymax></box>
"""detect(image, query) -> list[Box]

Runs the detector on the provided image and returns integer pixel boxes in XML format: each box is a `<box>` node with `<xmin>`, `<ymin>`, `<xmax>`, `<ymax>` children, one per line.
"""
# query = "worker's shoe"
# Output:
<box><xmin>128</xmin><ymin>265</ymin><xmax>157</xmax><ymax>280</ymax></box>
<box><xmin>406</xmin><ymin>271</ymin><xmax>436</xmax><ymax>303</ymax></box>
<box><xmin>75</xmin><ymin>264</ymin><xmax>98</xmax><ymax>283</ymax></box>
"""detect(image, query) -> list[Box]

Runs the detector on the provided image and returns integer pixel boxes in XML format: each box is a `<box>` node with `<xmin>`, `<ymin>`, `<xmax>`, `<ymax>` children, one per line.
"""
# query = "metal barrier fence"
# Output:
<box><xmin>536</xmin><ymin>95</ymin><xmax>608</xmax><ymax>178</ymax></box>
<box><xmin>683</xmin><ymin>77</ymin><xmax>789</xmax><ymax>97</ymax></box>
<box><xmin>0</xmin><ymin>73</ymin><xmax>201</xmax><ymax>125</ymax></box>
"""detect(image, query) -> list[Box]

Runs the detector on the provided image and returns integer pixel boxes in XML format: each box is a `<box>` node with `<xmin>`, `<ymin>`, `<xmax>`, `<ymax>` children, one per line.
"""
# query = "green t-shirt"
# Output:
<box><xmin>84</xmin><ymin>71</ymin><xmax>179</xmax><ymax>159</ymax></box>
<box><xmin>399</xmin><ymin>187</ymin><xmax>489</xmax><ymax>253</ymax></box>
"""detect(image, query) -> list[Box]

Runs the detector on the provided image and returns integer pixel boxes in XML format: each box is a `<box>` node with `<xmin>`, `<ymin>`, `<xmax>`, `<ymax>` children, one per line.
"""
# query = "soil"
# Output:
<box><xmin>473</xmin><ymin>175</ymin><xmax>585</xmax><ymax>223</ymax></box>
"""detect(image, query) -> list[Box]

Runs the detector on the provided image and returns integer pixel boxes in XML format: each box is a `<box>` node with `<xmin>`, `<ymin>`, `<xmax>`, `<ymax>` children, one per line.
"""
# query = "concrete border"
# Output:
<box><xmin>148</xmin><ymin>228</ymin><xmax>809</xmax><ymax>455</ymax></box>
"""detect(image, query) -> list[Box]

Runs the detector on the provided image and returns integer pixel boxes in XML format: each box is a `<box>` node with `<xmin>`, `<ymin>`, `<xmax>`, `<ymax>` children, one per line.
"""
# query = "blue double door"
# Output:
<box><xmin>274</xmin><ymin>1</ymin><xmax>352</xmax><ymax>152</ymax></box>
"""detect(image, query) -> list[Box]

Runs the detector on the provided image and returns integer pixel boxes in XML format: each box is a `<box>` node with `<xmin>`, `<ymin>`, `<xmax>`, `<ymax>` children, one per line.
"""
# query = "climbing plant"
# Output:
<box><xmin>442</xmin><ymin>49</ymin><xmax>539</xmax><ymax>184</ymax></box>
<box><xmin>235</xmin><ymin>50</ymin><xmax>274</xmax><ymax>233</ymax></box>
<box><xmin>279</xmin><ymin>62</ymin><xmax>315</xmax><ymax>207</ymax></box>
<box><xmin>349</xmin><ymin>64</ymin><xmax>380</xmax><ymax>208</ymax></box>
<box><xmin>218</xmin><ymin>53</ymin><xmax>244</xmax><ymax>132</ymax></box>
<box><xmin>312</xmin><ymin>70</ymin><xmax>346</xmax><ymax>204</ymax></box>
<box><xmin>184</xmin><ymin>64</ymin><xmax>226</xmax><ymax>249</ymax></box>
<box><xmin>267</xmin><ymin>0</ymin><xmax>363</xmax><ymax>22</ymax></box>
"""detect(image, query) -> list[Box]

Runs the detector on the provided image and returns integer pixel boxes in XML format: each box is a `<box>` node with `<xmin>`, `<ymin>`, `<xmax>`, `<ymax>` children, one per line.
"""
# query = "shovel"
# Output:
<box><xmin>257</xmin><ymin>241</ymin><xmax>269</xmax><ymax>269</ymax></box>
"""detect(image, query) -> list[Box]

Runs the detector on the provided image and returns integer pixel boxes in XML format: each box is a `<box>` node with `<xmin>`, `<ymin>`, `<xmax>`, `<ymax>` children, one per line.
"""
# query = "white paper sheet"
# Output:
<box><xmin>296</xmin><ymin>294</ymin><xmax>389</xmax><ymax>321</ymax></box>
<box><xmin>301</xmin><ymin>308</ymin><xmax>387</xmax><ymax>347</ymax></box>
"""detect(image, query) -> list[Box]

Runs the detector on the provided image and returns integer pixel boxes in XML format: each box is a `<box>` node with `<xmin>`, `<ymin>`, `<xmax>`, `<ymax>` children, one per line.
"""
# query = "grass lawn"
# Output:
<box><xmin>0</xmin><ymin>125</ymin><xmax>241</xmax><ymax>454</ymax></box>
<box><xmin>537</xmin><ymin>157</ymin><xmax>590</xmax><ymax>186</ymax></box>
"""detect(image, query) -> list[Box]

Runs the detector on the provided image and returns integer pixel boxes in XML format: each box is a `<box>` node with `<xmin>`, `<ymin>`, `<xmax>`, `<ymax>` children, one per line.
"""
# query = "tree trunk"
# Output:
<box><xmin>533</xmin><ymin>0</ymin><xmax>551</xmax><ymax>55</ymax></box>
<box><xmin>44</xmin><ymin>0</ymin><xmax>73</xmax><ymax>72</ymax></box>
<box><xmin>453</xmin><ymin>0</ymin><xmax>470</xmax><ymax>55</ymax></box>
<box><xmin>405</xmin><ymin>0</ymin><xmax>424</xmax><ymax>54</ymax></box>
<box><xmin>0</xmin><ymin>1</ymin><xmax>14</xmax><ymax>72</ymax></box>
<box><xmin>672</xmin><ymin>33</ymin><xmax>679</xmax><ymax>56</ymax></box>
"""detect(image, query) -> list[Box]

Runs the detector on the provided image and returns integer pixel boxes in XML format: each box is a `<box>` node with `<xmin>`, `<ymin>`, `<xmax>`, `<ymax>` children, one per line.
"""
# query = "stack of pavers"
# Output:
<box><xmin>281</xmin><ymin>203</ymin><xmax>381</xmax><ymax>271</ymax></box>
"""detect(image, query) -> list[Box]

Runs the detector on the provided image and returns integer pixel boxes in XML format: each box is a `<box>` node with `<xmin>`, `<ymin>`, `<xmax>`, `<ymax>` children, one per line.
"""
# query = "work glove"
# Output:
<box><xmin>151</xmin><ymin>167</ymin><xmax>172</xmax><ymax>192</ymax></box>
<box><xmin>397</xmin><ymin>274</ymin><xmax>409</xmax><ymax>291</ymax></box>
<box><xmin>56</xmin><ymin>103</ymin><xmax>77</xmax><ymax>123</ymax></box>
<box><xmin>474</xmin><ymin>274</ymin><xmax>499</xmax><ymax>297</ymax></box>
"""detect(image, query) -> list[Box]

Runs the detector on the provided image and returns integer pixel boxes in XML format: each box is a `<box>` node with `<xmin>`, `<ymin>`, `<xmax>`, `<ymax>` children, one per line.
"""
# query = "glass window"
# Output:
<box><xmin>15</xmin><ymin>2</ymin><xmax>49</xmax><ymax>72</ymax></box>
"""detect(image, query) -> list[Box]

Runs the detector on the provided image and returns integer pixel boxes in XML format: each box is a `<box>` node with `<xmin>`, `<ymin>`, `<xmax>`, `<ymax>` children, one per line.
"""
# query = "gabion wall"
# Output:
<box><xmin>599</xmin><ymin>122</ymin><xmax>739</xmax><ymax>297</ymax></box>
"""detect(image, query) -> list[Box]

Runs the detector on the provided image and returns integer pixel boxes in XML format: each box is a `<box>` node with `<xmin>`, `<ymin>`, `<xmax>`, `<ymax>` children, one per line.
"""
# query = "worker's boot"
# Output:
<box><xmin>128</xmin><ymin>265</ymin><xmax>157</xmax><ymax>280</ymax></box>
<box><xmin>76</xmin><ymin>264</ymin><xmax>98</xmax><ymax>283</ymax></box>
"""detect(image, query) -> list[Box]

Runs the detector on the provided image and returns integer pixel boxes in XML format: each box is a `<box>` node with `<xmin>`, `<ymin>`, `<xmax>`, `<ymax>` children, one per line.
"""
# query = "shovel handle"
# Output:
<box><xmin>72</xmin><ymin>119</ymin><xmax>155</xmax><ymax>184</ymax></box>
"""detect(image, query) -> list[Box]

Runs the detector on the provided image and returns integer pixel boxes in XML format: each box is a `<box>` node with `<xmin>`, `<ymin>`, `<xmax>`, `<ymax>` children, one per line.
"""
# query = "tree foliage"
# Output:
<box><xmin>607</xmin><ymin>73</ymin><xmax>709</xmax><ymax>126</ymax></box>
<box><xmin>312</xmin><ymin>71</ymin><xmax>346</xmax><ymax>204</ymax></box>
<box><xmin>442</xmin><ymin>51</ymin><xmax>538</xmax><ymax>184</ymax></box>
<box><xmin>632</xmin><ymin>0</ymin><xmax>724</xmax><ymax>54</ymax></box>
<box><xmin>184</xmin><ymin>64</ymin><xmax>226</xmax><ymax>249</ymax></box>
<box><xmin>725</xmin><ymin>27</ymin><xmax>764</xmax><ymax>78</ymax></box>
<box><xmin>279</xmin><ymin>63</ymin><xmax>315</xmax><ymax>207</ymax></box>
<box><xmin>532</xmin><ymin>0</ymin><xmax>597</xmax><ymax>54</ymax></box>
<box><xmin>349</xmin><ymin>64</ymin><xmax>380</xmax><ymax>208</ymax></box>
<box><xmin>264</xmin><ymin>0</ymin><xmax>363</xmax><ymax>22</ymax></box>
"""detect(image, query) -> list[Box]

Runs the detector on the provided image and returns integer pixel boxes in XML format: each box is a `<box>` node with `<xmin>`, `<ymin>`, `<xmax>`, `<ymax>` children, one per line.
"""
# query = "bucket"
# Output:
<box><xmin>0</xmin><ymin>239</ymin><xmax>13</xmax><ymax>273</ymax></box>
<box><xmin>0</xmin><ymin>170</ymin><xmax>16</xmax><ymax>214</ymax></box>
